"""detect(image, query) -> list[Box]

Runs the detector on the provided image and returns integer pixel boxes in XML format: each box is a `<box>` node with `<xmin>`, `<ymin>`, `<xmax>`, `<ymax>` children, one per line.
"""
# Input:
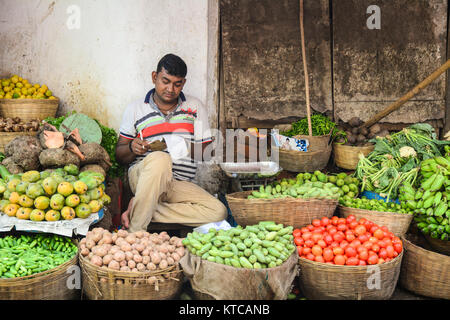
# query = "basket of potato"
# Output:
<box><xmin>78</xmin><ymin>227</ymin><xmax>185</xmax><ymax>300</ymax></box>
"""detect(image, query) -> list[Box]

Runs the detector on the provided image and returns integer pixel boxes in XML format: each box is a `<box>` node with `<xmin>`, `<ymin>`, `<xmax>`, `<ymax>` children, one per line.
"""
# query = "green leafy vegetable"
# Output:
<box><xmin>281</xmin><ymin>113</ymin><xmax>345</xmax><ymax>141</ymax></box>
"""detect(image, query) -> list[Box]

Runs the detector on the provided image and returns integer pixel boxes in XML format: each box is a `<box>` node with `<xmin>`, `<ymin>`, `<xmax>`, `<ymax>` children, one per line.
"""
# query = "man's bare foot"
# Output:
<box><xmin>121</xmin><ymin>197</ymin><xmax>134</xmax><ymax>229</ymax></box>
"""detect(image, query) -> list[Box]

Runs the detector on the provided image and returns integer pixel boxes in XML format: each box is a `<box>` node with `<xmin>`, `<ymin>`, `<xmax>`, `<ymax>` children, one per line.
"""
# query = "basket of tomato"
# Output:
<box><xmin>294</xmin><ymin>215</ymin><xmax>403</xmax><ymax>300</ymax></box>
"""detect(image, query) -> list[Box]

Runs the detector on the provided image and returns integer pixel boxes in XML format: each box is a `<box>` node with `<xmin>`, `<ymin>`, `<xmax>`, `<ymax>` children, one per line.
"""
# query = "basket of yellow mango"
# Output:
<box><xmin>0</xmin><ymin>75</ymin><xmax>59</xmax><ymax>121</ymax></box>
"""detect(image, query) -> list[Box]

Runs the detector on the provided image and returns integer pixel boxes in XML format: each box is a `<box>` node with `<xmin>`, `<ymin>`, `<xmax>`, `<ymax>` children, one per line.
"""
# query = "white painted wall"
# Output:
<box><xmin>0</xmin><ymin>0</ymin><xmax>219</xmax><ymax>131</ymax></box>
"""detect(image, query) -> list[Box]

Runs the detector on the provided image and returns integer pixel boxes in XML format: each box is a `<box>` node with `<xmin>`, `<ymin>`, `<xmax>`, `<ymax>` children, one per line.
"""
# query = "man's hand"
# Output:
<box><xmin>130</xmin><ymin>138</ymin><xmax>151</xmax><ymax>156</ymax></box>
<box><xmin>121</xmin><ymin>197</ymin><xmax>134</xmax><ymax>229</ymax></box>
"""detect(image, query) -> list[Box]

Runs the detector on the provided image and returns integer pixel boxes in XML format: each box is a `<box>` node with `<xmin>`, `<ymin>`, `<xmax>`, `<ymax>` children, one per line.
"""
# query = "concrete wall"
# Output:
<box><xmin>0</xmin><ymin>0</ymin><xmax>219</xmax><ymax>131</ymax></box>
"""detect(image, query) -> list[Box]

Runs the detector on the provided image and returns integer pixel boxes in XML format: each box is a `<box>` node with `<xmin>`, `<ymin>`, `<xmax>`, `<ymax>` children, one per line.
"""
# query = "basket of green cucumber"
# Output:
<box><xmin>226</xmin><ymin>171</ymin><xmax>347</xmax><ymax>229</ymax></box>
<box><xmin>0</xmin><ymin>232</ymin><xmax>79</xmax><ymax>300</ymax></box>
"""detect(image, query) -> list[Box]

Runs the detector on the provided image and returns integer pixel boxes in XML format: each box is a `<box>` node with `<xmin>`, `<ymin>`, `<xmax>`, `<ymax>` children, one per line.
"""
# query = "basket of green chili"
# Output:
<box><xmin>276</xmin><ymin>114</ymin><xmax>339</xmax><ymax>172</ymax></box>
<box><xmin>0</xmin><ymin>232</ymin><xmax>79</xmax><ymax>300</ymax></box>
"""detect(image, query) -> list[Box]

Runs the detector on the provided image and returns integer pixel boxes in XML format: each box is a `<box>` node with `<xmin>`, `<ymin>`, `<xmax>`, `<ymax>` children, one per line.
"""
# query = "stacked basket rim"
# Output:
<box><xmin>333</xmin><ymin>142</ymin><xmax>375</xmax><ymax>170</ymax></box>
<box><xmin>226</xmin><ymin>190</ymin><xmax>338</xmax><ymax>229</ymax></box>
<box><xmin>0</xmin><ymin>97</ymin><xmax>59</xmax><ymax>121</ymax></box>
<box><xmin>276</xmin><ymin>133</ymin><xmax>332</xmax><ymax>172</ymax></box>
<box><xmin>78</xmin><ymin>252</ymin><xmax>183</xmax><ymax>300</ymax></box>
<box><xmin>337</xmin><ymin>205</ymin><xmax>414</xmax><ymax>237</ymax></box>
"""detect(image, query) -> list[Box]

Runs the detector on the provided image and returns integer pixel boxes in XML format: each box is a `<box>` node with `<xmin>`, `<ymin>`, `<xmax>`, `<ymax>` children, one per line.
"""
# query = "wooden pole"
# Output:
<box><xmin>300</xmin><ymin>0</ymin><xmax>312</xmax><ymax>136</ymax></box>
<box><xmin>360</xmin><ymin>58</ymin><xmax>450</xmax><ymax>129</ymax></box>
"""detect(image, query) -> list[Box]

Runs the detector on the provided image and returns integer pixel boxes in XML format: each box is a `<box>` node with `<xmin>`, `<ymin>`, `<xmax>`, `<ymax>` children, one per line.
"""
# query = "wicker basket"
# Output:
<box><xmin>424</xmin><ymin>234</ymin><xmax>450</xmax><ymax>256</ymax></box>
<box><xmin>0</xmin><ymin>254</ymin><xmax>79</xmax><ymax>300</ymax></box>
<box><xmin>338</xmin><ymin>205</ymin><xmax>413</xmax><ymax>237</ymax></box>
<box><xmin>0</xmin><ymin>131</ymin><xmax>38</xmax><ymax>153</ymax></box>
<box><xmin>79</xmin><ymin>253</ymin><xmax>183</xmax><ymax>300</ymax></box>
<box><xmin>226</xmin><ymin>191</ymin><xmax>338</xmax><ymax>229</ymax></box>
<box><xmin>276</xmin><ymin>133</ymin><xmax>332</xmax><ymax>173</ymax></box>
<box><xmin>399</xmin><ymin>234</ymin><xmax>450</xmax><ymax>299</ymax></box>
<box><xmin>333</xmin><ymin>143</ymin><xmax>375</xmax><ymax>170</ymax></box>
<box><xmin>298</xmin><ymin>251</ymin><xmax>403</xmax><ymax>300</ymax></box>
<box><xmin>0</xmin><ymin>98</ymin><xmax>59</xmax><ymax>121</ymax></box>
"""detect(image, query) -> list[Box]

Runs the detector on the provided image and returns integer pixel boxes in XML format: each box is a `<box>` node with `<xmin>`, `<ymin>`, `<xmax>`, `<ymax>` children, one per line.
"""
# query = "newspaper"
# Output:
<box><xmin>0</xmin><ymin>209</ymin><xmax>103</xmax><ymax>237</ymax></box>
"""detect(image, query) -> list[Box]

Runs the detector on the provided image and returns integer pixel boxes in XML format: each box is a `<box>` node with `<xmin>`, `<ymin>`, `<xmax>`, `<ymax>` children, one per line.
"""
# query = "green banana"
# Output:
<box><xmin>435</xmin><ymin>156</ymin><xmax>450</xmax><ymax>168</ymax></box>
<box><xmin>421</xmin><ymin>173</ymin><xmax>438</xmax><ymax>190</ymax></box>
<box><xmin>414</xmin><ymin>189</ymin><xmax>424</xmax><ymax>200</ymax></box>
<box><xmin>430</xmin><ymin>174</ymin><xmax>445</xmax><ymax>192</ymax></box>
<box><xmin>423</xmin><ymin>196</ymin><xmax>435</xmax><ymax>209</ymax></box>
<box><xmin>422</xmin><ymin>190</ymin><xmax>435</xmax><ymax>201</ymax></box>
<box><xmin>433</xmin><ymin>192</ymin><xmax>442</xmax><ymax>207</ymax></box>
<box><xmin>434</xmin><ymin>202</ymin><xmax>448</xmax><ymax>217</ymax></box>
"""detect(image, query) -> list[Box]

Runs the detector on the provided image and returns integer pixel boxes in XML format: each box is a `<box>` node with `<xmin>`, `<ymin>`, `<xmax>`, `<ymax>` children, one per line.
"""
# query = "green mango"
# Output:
<box><xmin>64</xmin><ymin>164</ymin><xmax>79</xmax><ymax>176</ymax></box>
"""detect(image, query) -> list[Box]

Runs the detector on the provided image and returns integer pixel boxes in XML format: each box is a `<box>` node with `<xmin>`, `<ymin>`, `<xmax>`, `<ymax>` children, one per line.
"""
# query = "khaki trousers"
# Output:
<box><xmin>127</xmin><ymin>151</ymin><xmax>227</xmax><ymax>232</ymax></box>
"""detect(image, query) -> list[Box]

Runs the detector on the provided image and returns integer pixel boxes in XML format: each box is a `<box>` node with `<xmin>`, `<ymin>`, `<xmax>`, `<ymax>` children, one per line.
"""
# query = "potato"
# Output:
<box><xmin>143</xmin><ymin>232</ymin><xmax>151</xmax><ymax>238</ymax></box>
<box><xmin>159</xmin><ymin>252</ymin><xmax>167</xmax><ymax>260</ymax></box>
<box><xmin>112</xmin><ymin>233</ymin><xmax>118</xmax><ymax>243</ymax></box>
<box><xmin>86</xmin><ymin>239</ymin><xmax>96</xmax><ymax>250</ymax></box>
<box><xmin>150</xmin><ymin>253</ymin><xmax>161</xmax><ymax>265</ymax></box>
<box><xmin>135</xmin><ymin>231</ymin><xmax>144</xmax><ymax>239</ymax></box>
<box><xmin>102</xmin><ymin>254</ymin><xmax>113</xmax><ymax>266</ymax></box>
<box><xmin>102</xmin><ymin>244</ymin><xmax>112</xmax><ymax>253</ymax></box>
<box><xmin>163</xmin><ymin>273</ymin><xmax>170</xmax><ymax>279</ymax></box>
<box><xmin>142</xmin><ymin>255</ymin><xmax>150</xmax><ymax>265</ymax></box>
<box><xmin>119</xmin><ymin>260</ymin><xmax>128</xmax><ymax>267</ymax></box>
<box><xmin>360</xmin><ymin>127</ymin><xmax>368</xmax><ymax>136</ymax></box>
<box><xmin>369</xmin><ymin>124</ymin><xmax>381</xmax><ymax>135</ymax></box>
<box><xmin>159</xmin><ymin>259</ymin><xmax>168</xmax><ymax>269</ymax></box>
<box><xmin>102</xmin><ymin>234</ymin><xmax>113</xmax><ymax>244</ymax></box>
<box><xmin>109</xmin><ymin>246</ymin><xmax>120</xmax><ymax>255</ymax></box>
<box><xmin>120</xmin><ymin>266</ymin><xmax>131</xmax><ymax>272</ymax></box>
<box><xmin>131</xmin><ymin>249</ymin><xmax>139</xmax><ymax>256</ymax></box>
<box><xmin>141</xmin><ymin>248</ymin><xmax>150</xmax><ymax>256</ymax></box>
<box><xmin>115</xmin><ymin>279</ymin><xmax>124</xmax><ymax>284</ymax></box>
<box><xmin>113</xmin><ymin>251</ymin><xmax>126</xmax><ymax>262</ymax></box>
<box><xmin>90</xmin><ymin>255</ymin><xmax>103</xmax><ymax>267</ymax></box>
<box><xmin>120</xmin><ymin>243</ymin><xmax>132</xmax><ymax>252</ymax></box>
<box><xmin>135</xmin><ymin>243</ymin><xmax>145</xmax><ymax>253</ymax></box>
<box><xmin>117</xmin><ymin>229</ymin><xmax>128</xmax><ymax>238</ymax></box>
<box><xmin>147</xmin><ymin>262</ymin><xmax>156</xmax><ymax>271</ymax></box>
<box><xmin>80</xmin><ymin>247</ymin><xmax>90</xmax><ymax>257</ymax></box>
<box><xmin>136</xmin><ymin>263</ymin><xmax>146</xmax><ymax>272</ymax></box>
<box><xmin>79</xmin><ymin>238</ymin><xmax>87</xmax><ymax>245</ymax></box>
<box><xmin>167</xmin><ymin>245</ymin><xmax>175</xmax><ymax>253</ymax></box>
<box><xmin>133</xmin><ymin>254</ymin><xmax>143</xmax><ymax>263</ymax></box>
<box><xmin>171</xmin><ymin>252</ymin><xmax>181</xmax><ymax>262</ymax></box>
<box><xmin>159</xmin><ymin>245</ymin><xmax>169</xmax><ymax>254</ymax></box>
<box><xmin>125</xmin><ymin>234</ymin><xmax>136</xmax><ymax>245</ymax></box>
<box><xmin>128</xmin><ymin>260</ymin><xmax>136</xmax><ymax>269</ymax></box>
<box><xmin>167</xmin><ymin>257</ymin><xmax>175</xmax><ymax>266</ymax></box>
<box><xmin>176</xmin><ymin>239</ymin><xmax>184</xmax><ymax>248</ymax></box>
<box><xmin>100</xmin><ymin>277</ymin><xmax>108</xmax><ymax>283</ymax></box>
<box><xmin>94</xmin><ymin>246</ymin><xmax>108</xmax><ymax>258</ymax></box>
<box><xmin>125</xmin><ymin>251</ymin><xmax>134</xmax><ymax>261</ymax></box>
<box><xmin>131</xmin><ymin>268</ymin><xmax>138</xmax><ymax>272</ymax></box>
<box><xmin>169</xmin><ymin>236</ymin><xmax>179</xmax><ymax>245</ymax></box>
<box><xmin>147</xmin><ymin>276</ymin><xmax>157</xmax><ymax>285</ymax></box>
<box><xmin>175</xmin><ymin>247</ymin><xmax>185</xmax><ymax>257</ymax></box>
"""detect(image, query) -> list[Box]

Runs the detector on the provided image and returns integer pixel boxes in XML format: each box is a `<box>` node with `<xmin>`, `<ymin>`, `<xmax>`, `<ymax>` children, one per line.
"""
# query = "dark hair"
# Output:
<box><xmin>157</xmin><ymin>54</ymin><xmax>187</xmax><ymax>77</ymax></box>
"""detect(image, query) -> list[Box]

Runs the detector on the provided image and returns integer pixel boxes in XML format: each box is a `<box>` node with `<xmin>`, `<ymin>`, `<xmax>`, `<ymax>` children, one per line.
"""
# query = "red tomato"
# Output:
<box><xmin>370</xmin><ymin>226</ymin><xmax>379</xmax><ymax>234</ymax></box>
<box><xmin>306</xmin><ymin>253</ymin><xmax>315</xmax><ymax>261</ymax></box>
<box><xmin>333</xmin><ymin>246</ymin><xmax>344</xmax><ymax>256</ymax></box>
<box><xmin>328</xmin><ymin>227</ymin><xmax>337</xmax><ymax>236</ymax></box>
<box><xmin>392</xmin><ymin>236</ymin><xmax>402</xmax><ymax>244</ymax></box>
<box><xmin>363</xmin><ymin>220</ymin><xmax>373</xmax><ymax>230</ymax></box>
<box><xmin>371</xmin><ymin>244</ymin><xmax>380</xmax><ymax>253</ymax></box>
<box><xmin>321</xmin><ymin>217</ymin><xmax>330</xmax><ymax>226</ymax></box>
<box><xmin>373</xmin><ymin>229</ymin><xmax>384</xmax><ymax>240</ymax></box>
<box><xmin>315</xmin><ymin>255</ymin><xmax>325</xmax><ymax>263</ymax></box>
<box><xmin>345</xmin><ymin>246</ymin><xmax>357</xmax><ymax>258</ymax></box>
<box><xmin>312</xmin><ymin>219</ymin><xmax>322</xmax><ymax>227</ymax></box>
<box><xmin>358</xmin><ymin>234</ymin><xmax>369</xmax><ymax>243</ymax></box>
<box><xmin>380</xmin><ymin>226</ymin><xmax>389</xmax><ymax>232</ymax></box>
<box><xmin>346</xmin><ymin>233</ymin><xmax>356</xmax><ymax>242</ymax></box>
<box><xmin>305</xmin><ymin>240</ymin><xmax>315</xmax><ymax>248</ymax></box>
<box><xmin>346</xmin><ymin>214</ymin><xmax>356</xmax><ymax>222</ymax></box>
<box><xmin>377</xmin><ymin>258</ymin><xmax>385</xmax><ymax>264</ymax></box>
<box><xmin>302</xmin><ymin>232</ymin><xmax>313</xmax><ymax>241</ymax></box>
<box><xmin>312</xmin><ymin>233</ymin><xmax>323</xmax><ymax>243</ymax></box>
<box><xmin>293</xmin><ymin>229</ymin><xmax>302</xmax><ymax>238</ymax></box>
<box><xmin>385</xmin><ymin>258</ymin><xmax>392</xmax><ymax>262</ymax></box>
<box><xmin>338</xmin><ymin>218</ymin><xmax>347</xmax><ymax>225</ymax></box>
<box><xmin>324</xmin><ymin>235</ymin><xmax>333</xmax><ymax>245</ymax></box>
<box><xmin>387</xmin><ymin>232</ymin><xmax>395</xmax><ymax>238</ymax></box>
<box><xmin>317</xmin><ymin>239</ymin><xmax>327</xmax><ymax>249</ymax></box>
<box><xmin>331</xmin><ymin>216</ymin><xmax>339</xmax><ymax>225</ymax></box>
<box><xmin>312</xmin><ymin>245</ymin><xmax>323</xmax><ymax>256</ymax></box>
<box><xmin>334</xmin><ymin>255</ymin><xmax>346</xmax><ymax>265</ymax></box>
<box><xmin>363</xmin><ymin>241</ymin><xmax>373</xmax><ymax>250</ymax></box>
<box><xmin>354</xmin><ymin>225</ymin><xmax>366</xmax><ymax>236</ymax></box>
<box><xmin>367</xmin><ymin>255</ymin><xmax>379</xmax><ymax>265</ymax></box>
<box><xmin>339</xmin><ymin>240</ymin><xmax>349</xmax><ymax>249</ymax></box>
<box><xmin>383</xmin><ymin>238</ymin><xmax>393</xmax><ymax>247</ymax></box>
<box><xmin>358</xmin><ymin>250</ymin><xmax>369</xmax><ymax>261</ymax></box>
<box><xmin>330</xmin><ymin>241</ymin><xmax>339</xmax><ymax>249</ymax></box>
<box><xmin>350</xmin><ymin>240</ymin><xmax>361</xmax><ymax>248</ymax></box>
<box><xmin>386</xmin><ymin>245</ymin><xmax>395</xmax><ymax>258</ymax></box>
<box><xmin>337</xmin><ymin>224</ymin><xmax>348</xmax><ymax>232</ymax></box>
<box><xmin>393</xmin><ymin>242</ymin><xmax>402</xmax><ymax>253</ymax></box>
<box><xmin>378</xmin><ymin>248</ymin><xmax>388</xmax><ymax>259</ymax></box>
<box><xmin>368</xmin><ymin>250</ymin><xmax>377</xmax><ymax>257</ymax></box>
<box><xmin>358</xmin><ymin>260</ymin><xmax>367</xmax><ymax>266</ymax></box>
<box><xmin>303</xmin><ymin>247</ymin><xmax>311</xmax><ymax>255</ymax></box>
<box><xmin>294</xmin><ymin>237</ymin><xmax>304</xmax><ymax>246</ymax></box>
<box><xmin>349</xmin><ymin>221</ymin><xmax>359</xmax><ymax>230</ymax></box>
<box><xmin>307</xmin><ymin>225</ymin><xmax>315</xmax><ymax>231</ymax></box>
<box><xmin>358</xmin><ymin>218</ymin><xmax>367</xmax><ymax>225</ymax></box>
<box><xmin>356</xmin><ymin>245</ymin><xmax>366</xmax><ymax>253</ymax></box>
<box><xmin>297</xmin><ymin>246</ymin><xmax>303</xmax><ymax>256</ymax></box>
<box><xmin>378</xmin><ymin>240</ymin><xmax>387</xmax><ymax>248</ymax></box>
<box><xmin>369</xmin><ymin>237</ymin><xmax>379</xmax><ymax>243</ymax></box>
<box><xmin>301</xmin><ymin>227</ymin><xmax>309</xmax><ymax>234</ymax></box>
<box><xmin>314</xmin><ymin>227</ymin><xmax>325</xmax><ymax>233</ymax></box>
<box><xmin>333</xmin><ymin>233</ymin><xmax>344</xmax><ymax>243</ymax></box>
<box><xmin>323</xmin><ymin>248</ymin><xmax>334</xmax><ymax>262</ymax></box>
<box><xmin>346</xmin><ymin>257</ymin><xmax>359</xmax><ymax>266</ymax></box>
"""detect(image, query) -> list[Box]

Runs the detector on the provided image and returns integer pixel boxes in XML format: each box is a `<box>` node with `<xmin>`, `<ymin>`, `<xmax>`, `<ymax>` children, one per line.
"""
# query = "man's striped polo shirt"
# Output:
<box><xmin>119</xmin><ymin>89</ymin><xmax>213</xmax><ymax>181</ymax></box>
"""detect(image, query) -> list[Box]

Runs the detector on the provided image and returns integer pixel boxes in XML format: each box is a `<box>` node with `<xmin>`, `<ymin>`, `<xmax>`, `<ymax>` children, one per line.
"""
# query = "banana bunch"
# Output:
<box><xmin>400</xmin><ymin>154</ymin><xmax>450</xmax><ymax>241</ymax></box>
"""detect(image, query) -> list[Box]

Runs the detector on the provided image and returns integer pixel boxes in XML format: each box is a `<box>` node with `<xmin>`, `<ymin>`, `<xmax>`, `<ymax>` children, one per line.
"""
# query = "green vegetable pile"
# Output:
<box><xmin>0</xmin><ymin>233</ymin><xmax>78</xmax><ymax>278</ymax></box>
<box><xmin>339</xmin><ymin>197</ymin><xmax>411</xmax><ymax>214</ymax></box>
<box><xmin>247</xmin><ymin>171</ymin><xmax>359</xmax><ymax>200</ymax></box>
<box><xmin>400</xmin><ymin>153</ymin><xmax>450</xmax><ymax>241</ymax></box>
<box><xmin>281</xmin><ymin>113</ymin><xmax>345</xmax><ymax>141</ymax></box>
<box><xmin>355</xmin><ymin>123</ymin><xmax>450</xmax><ymax>201</ymax></box>
<box><xmin>44</xmin><ymin>112</ymin><xmax>125</xmax><ymax>178</ymax></box>
<box><xmin>182</xmin><ymin>221</ymin><xmax>295</xmax><ymax>269</ymax></box>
